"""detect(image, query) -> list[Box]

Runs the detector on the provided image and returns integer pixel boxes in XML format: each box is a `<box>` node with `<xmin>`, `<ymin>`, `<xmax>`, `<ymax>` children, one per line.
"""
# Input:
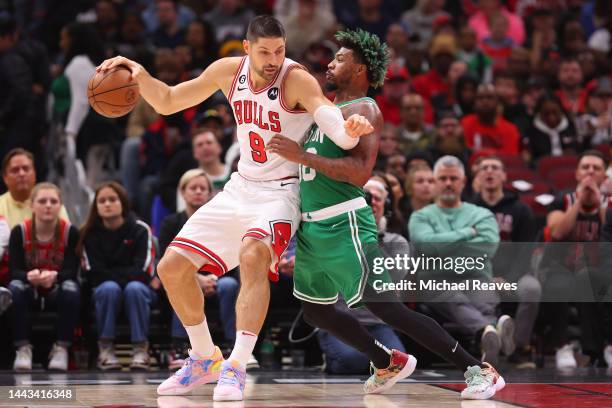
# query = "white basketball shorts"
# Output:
<box><xmin>168</xmin><ymin>172</ymin><xmax>300</xmax><ymax>281</ymax></box>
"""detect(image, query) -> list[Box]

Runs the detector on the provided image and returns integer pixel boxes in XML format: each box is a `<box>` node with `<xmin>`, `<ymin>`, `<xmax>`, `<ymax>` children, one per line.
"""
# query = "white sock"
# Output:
<box><xmin>185</xmin><ymin>319</ymin><xmax>216</xmax><ymax>359</ymax></box>
<box><xmin>228</xmin><ymin>330</ymin><xmax>258</xmax><ymax>366</ymax></box>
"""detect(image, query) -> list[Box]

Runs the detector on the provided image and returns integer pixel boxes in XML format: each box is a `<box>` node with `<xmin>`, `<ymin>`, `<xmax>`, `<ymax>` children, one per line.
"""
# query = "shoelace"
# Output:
<box><xmin>218</xmin><ymin>365</ymin><xmax>244</xmax><ymax>387</ymax></box>
<box><xmin>174</xmin><ymin>357</ymin><xmax>194</xmax><ymax>376</ymax></box>
<box><xmin>464</xmin><ymin>366</ymin><xmax>488</xmax><ymax>387</ymax></box>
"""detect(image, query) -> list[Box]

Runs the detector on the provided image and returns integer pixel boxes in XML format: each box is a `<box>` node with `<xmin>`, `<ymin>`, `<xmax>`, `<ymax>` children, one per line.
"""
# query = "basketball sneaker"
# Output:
<box><xmin>461</xmin><ymin>362</ymin><xmax>506</xmax><ymax>400</ymax></box>
<box><xmin>213</xmin><ymin>360</ymin><xmax>247</xmax><ymax>401</ymax></box>
<box><xmin>363</xmin><ymin>349</ymin><xmax>417</xmax><ymax>394</ymax></box>
<box><xmin>157</xmin><ymin>347</ymin><xmax>223</xmax><ymax>395</ymax></box>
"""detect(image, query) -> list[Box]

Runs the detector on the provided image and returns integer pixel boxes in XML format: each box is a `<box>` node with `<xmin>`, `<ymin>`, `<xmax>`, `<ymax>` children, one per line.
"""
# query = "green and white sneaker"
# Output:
<box><xmin>461</xmin><ymin>362</ymin><xmax>506</xmax><ymax>400</ymax></box>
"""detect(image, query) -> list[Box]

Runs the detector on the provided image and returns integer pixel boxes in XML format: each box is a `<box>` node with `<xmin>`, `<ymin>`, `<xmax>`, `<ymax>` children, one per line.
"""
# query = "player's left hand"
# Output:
<box><xmin>345</xmin><ymin>114</ymin><xmax>374</xmax><ymax>138</ymax></box>
<box><xmin>267</xmin><ymin>134</ymin><xmax>304</xmax><ymax>163</ymax></box>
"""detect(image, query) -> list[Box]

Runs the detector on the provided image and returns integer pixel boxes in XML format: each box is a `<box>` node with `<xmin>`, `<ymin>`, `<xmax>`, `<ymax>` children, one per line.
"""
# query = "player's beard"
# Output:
<box><xmin>256</xmin><ymin>65</ymin><xmax>279</xmax><ymax>81</ymax></box>
<box><xmin>325</xmin><ymin>81</ymin><xmax>338</xmax><ymax>92</ymax></box>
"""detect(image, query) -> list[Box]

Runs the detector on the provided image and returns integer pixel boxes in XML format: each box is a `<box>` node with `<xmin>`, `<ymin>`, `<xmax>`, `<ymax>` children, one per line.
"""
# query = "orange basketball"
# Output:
<box><xmin>87</xmin><ymin>65</ymin><xmax>140</xmax><ymax>118</ymax></box>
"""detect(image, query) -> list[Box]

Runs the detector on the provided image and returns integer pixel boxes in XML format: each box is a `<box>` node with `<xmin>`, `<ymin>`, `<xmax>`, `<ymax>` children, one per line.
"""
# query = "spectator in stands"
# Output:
<box><xmin>452</xmin><ymin>74</ymin><xmax>479</xmax><ymax>118</ymax></box>
<box><xmin>204</xmin><ymin>0</ymin><xmax>255</xmax><ymax>43</ymax></box>
<box><xmin>371</xmin><ymin>172</ymin><xmax>407</xmax><ymax>238</ymax></box>
<box><xmin>397</xmin><ymin>94</ymin><xmax>434</xmax><ymax>156</ymax></box>
<box><xmin>0</xmin><ymin>13</ymin><xmax>41</xmax><ymax>162</ymax></box>
<box><xmin>142</xmin><ymin>0</ymin><xmax>196</xmax><ymax>34</ymax></box>
<box><xmin>555</xmin><ymin>58</ymin><xmax>588</xmax><ymax>116</ymax></box>
<box><xmin>524</xmin><ymin>94</ymin><xmax>579</xmax><ymax>164</ymax></box>
<box><xmin>409</xmin><ymin>155</ymin><xmax>514</xmax><ymax>365</ymax></box>
<box><xmin>495</xmin><ymin>71</ymin><xmax>530</xmax><ymax>134</ymax></box>
<box><xmin>179</xmin><ymin>19</ymin><xmax>218</xmax><ymax>77</ymax></box>
<box><xmin>8</xmin><ymin>183</ymin><xmax>80</xmax><ymax>371</ymax></box>
<box><xmin>457</xmin><ymin>25</ymin><xmax>492</xmax><ymax>84</ymax></box>
<box><xmin>385</xmin><ymin>23</ymin><xmax>410</xmax><ymax>67</ymax></box>
<box><xmin>425</xmin><ymin>111</ymin><xmax>471</xmax><ymax>167</ymax></box>
<box><xmin>578</xmin><ymin>78</ymin><xmax>612</xmax><ymax>146</ymax></box>
<box><xmin>401</xmin><ymin>164</ymin><xmax>435</xmax><ymax>230</ymax></box>
<box><xmin>507</xmin><ymin>47</ymin><xmax>531</xmax><ymax>84</ymax></box>
<box><xmin>378</xmin><ymin>124</ymin><xmax>399</xmax><ymax>161</ymax></box>
<box><xmin>462</xmin><ymin>84</ymin><xmax>521</xmax><ymax>155</ymax></box>
<box><xmin>94</xmin><ymin>0</ymin><xmax>121</xmax><ymax>45</ymax></box>
<box><xmin>281</xmin><ymin>0</ymin><xmax>336</xmax><ymax>59</ymax></box>
<box><xmin>116</xmin><ymin>12</ymin><xmax>156</xmax><ymax>66</ymax></box>
<box><xmin>121</xmin><ymin>48</ymin><xmax>185</xmax><ymax>206</ymax></box>
<box><xmin>0</xmin><ymin>149</ymin><xmax>69</xmax><ymax>229</ymax></box>
<box><xmin>558</xmin><ymin>15</ymin><xmax>587</xmax><ymax>58</ymax></box>
<box><xmin>412</xmin><ymin>34</ymin><xmax>456</xmax><ymax>104</ymax></box>
<box><xmin>79</xmin><ymin>182</ymin><xmax>156</xmax><ymax>370</ymax></box>
<box><xmin>471</xmin><ymin>156</ymin><xmax>541</xmax><ymax>368</ymax></box>
<box><xmin>0</xmin><ymin>215</ymin><xmax>10</xmax><ymax>315</ymax></box>
<box><xmin>400</xmin><ymin>0</ymin><xmax>450</xmax><ymax>48</ymax></box>
<box><xmin>341</xmin><ymin>0</ymin><xmax>392</xmax><ymax>41</ymax></box>
<box><xmin>468</xmin><ymin>0</ymin><xmax>525</xmax><ymax>46</ymax></box>
<box><xmin>60</xmin><ymin>22</ymin><xmax>118</xmax><ymax>188</ymax></box>
<box><xmin>542</xmin><ymin>150</ymin><xmax>609</xmax><ymax>368</ymax></box>
<box><xmin>480</xmin><ymin>12</ymin><xmax>515</xmax><ymax>72</ymax></box>
<box><xmin>596</xmin><ymin>206</ymin><xmax>612</xmax><ymax>368</ymax></box>
<box><xmin>375</xmin><ymin>64</ymin><xmax>410</xmax><ymax>126</ymax></box>
<box><xmin>158</xmin><ymin>169</ymin><xmax>241</xmax><ymax>369</ymax></box>
<box><xmin>151</xmin><ymin>0</ymin><xmax>186</xmax><ymax>49</ymax></box>
<box><xmin>159</xmin><ymin>125</ymin><xmax>230</xmax><ymax>212</ymax></box>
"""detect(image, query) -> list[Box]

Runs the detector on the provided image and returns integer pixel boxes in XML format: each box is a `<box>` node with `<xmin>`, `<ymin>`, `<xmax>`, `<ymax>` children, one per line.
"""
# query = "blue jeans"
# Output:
<box><xmin>317</xmin><ymin>324</ymin><xmax>405</xmax><ymax>374</ymax></box>
<box><xmin>9</xmin><ymin>279</ymin><xmax>81</xmax><ymax>347</ymax></box>
<box><xmin>171</xmin><ymin>276</ymin><xmax>239</xmax><ymax>342</ymax></box>
<box><xmin>93</xmin><ymin>280</ymin><xmax>158</xmax><ymax>343</ymax></box>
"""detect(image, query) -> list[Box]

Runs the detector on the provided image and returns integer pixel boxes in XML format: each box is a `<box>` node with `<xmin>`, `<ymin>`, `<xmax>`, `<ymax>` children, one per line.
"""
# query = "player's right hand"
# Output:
<box><xmin>344</xmin><ymin>114</ymin><xmax>374</xmax><ymax>138</ymax></box>
<box><xmin>97</xmin><ymin>55</ymin><xmax>143</xmax><ymax>80</ymax></box>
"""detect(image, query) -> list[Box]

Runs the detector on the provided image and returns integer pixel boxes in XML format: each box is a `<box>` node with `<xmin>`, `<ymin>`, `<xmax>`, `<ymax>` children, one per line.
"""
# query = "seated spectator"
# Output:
<box><xmin>203</xmin><ymin>0</ymin><xmax>255</xmax><ymax>43</ymax></box>
<box><xmin>555</xmin><ymin>58</ymin><xmax>588</xmax><ymax>116</ymax></box>
<box><xmin>159</xmin><ymin>125</ymin><xmax>231</xmax><ymax>212</ymax></box>
<box><xmin>400</xmin><ymin>0</ymin><xmax>450</xmax><ymax>48</ymax></box>
<box><xmin>371</xmin><ymin>171</ymin><xmax>407</xmax><ymax>238</ymax></box>
<box><xmin>462</xmin><ymin>84</ymin><xmax>521</xmax><ymax>155</ymax></box>
<box><xmin>470</xmin><ymin>156</ymin><xmax>541</xmax><ymax>368</ymax></box>
<box><xmin>377</xmin><ymin>124</ymin><xmax>399</xmax><ymax>162</ymax></box>
<box><xmin>495</xmin><ymin>72</ymin><xmax>530</xmax><ymax>135</ymax></box>
<box><xmin>151</xmin><ymin>0</ymin><xmax>186</xmax><ymax>49</ymax></box>
<box><xmin>79</xmin><ymin>182</ymin><xmax>156</xmax><ymax>370</ymax></box>
<box><xmin>0</xmin><ymin>215</ymin><xmax>10</xmax><ymax>315</ymax></box>
<box><xmin>542</xmin><ymin>150</ymin><xmax>609</xmax><ymax>368</ymax></box>
<box><xmin>401</xmin><ymin>164</ymin><xmax>434</xmax><ymax>231</ymax></box>
<box><xmin>8</xmin><ymin>183</ymin><xmax>80</xmax><ymax>371</ymax></box>
<box><xmin>524</xmin><ymin>94</ymin><xmax>579</xmax><ymax>163</ymax></box>
<box><xmin>412</xmin><ymin>35</ymin><xmax>456</xmax><ymax>105</ymax></box>
<box><xmin>480</xmin><ymin>12</ymin><xmax>515</xmax><ymax>72</ymax></box>
<box><xmin>468</xmin><ymin>0</ymin><xmax>525</xmax><ymax>46</ymax></box>
<box><xmin>180</xmin><ymin>19</ymin><xmax>218</xmax><ymax>76</ymax></box>
<box><xmin>452</xmin><ymin>74</ymin><xmax>479</xmax><ymax>118</ymax></box>
<box><xmin>375</xmin><ymin>64</ymin><xmax>411</xmax><ymax>126</ymax></box>
<box><xmin>578</xmin><ymin>78</ymin><xmax>612</xmax><ymax>146</ymax></box>
<box><xmin>397</xmin><ymin>94</ymin><xmax>435</xmax><ymax>156</ymax></box>
<box><xmin>158</xmin><ymin>170</ymin><xmax>241</xmax><ymax>369</ymax></box>
<box><xmin>457</xmin><ymin>25</ymin><xmax>492</xmax><ymax>83</ymax></box>
<box><xmin>281</xmin><ymin>0</ymin><xmax>336</xmax><ymax>59</ymax></box>
<box><xmin>425</xmin><ymin>111</ymin><xmax>471</xmax><ymax>167</ymax></box>
<box><xmin>409</xmin><ymin>156</ymin><xmax>515</xmax><ymax>365</ymax></box>
<box><xmin>0</xmin><ymin>149</ymin><xmax>69</xmax><ymax>229</ymax></box>
<box><xmin>142</xmin><ymin>0</ymin><xmax>196</xmax><ymax>33</ymax></box>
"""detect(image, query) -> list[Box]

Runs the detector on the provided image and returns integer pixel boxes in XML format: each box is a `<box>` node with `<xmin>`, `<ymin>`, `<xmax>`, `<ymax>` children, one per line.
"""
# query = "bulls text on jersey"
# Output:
<box><xmin>233</xmin><ymin>100</ymin><xmax>281</xmax><ymax>133</ymax></box>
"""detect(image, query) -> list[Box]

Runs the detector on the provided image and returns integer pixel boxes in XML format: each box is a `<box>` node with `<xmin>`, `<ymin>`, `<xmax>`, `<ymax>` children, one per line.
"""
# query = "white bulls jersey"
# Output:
<box><xmin>228</xmin><ymin>56</ymin><xmax>313</xmax><ymax>181</ymax></box>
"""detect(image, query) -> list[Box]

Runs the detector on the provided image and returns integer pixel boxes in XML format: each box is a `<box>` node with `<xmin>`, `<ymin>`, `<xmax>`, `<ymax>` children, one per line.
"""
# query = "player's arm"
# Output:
<box><xmin>97</xmin><ymin>56</ymin><xmax>241</xmax><ymax>115</ymax></box>
<box><xmin>268</xmin><ymin>101</ymin><xmax>382</xmax><ymax>186</ymax></box>
<box><xmin>283</xmin><ymin>69</ymin><xmax>373</xmax><ymax>147</ymax></box>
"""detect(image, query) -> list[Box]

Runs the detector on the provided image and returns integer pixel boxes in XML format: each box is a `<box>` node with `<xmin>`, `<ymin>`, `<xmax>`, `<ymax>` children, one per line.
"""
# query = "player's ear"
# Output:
<box><xmin>243</xmin><ymin>39</ymin><xmax>250</xmax><ymax>54</ymax></box>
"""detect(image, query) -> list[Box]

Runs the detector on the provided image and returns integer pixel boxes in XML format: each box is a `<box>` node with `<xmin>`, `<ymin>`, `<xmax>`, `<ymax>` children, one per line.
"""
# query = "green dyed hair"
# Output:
<box><xmin>335</xmin><ymin>29</ymin><xmax>390</xmax><ymax>89</ymax></box>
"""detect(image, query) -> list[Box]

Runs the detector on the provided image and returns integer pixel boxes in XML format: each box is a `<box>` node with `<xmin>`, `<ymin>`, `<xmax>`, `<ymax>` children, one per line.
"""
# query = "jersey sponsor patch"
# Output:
<box><xmin>268</xmin><ymin>87</ymin><xmax>279</xmax><ymax>100</ymax></box>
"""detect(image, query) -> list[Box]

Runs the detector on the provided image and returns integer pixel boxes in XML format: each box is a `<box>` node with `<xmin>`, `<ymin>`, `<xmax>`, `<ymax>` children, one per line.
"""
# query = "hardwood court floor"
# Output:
<box><xmin>0</xmin><ymin>368</ymin><xmax>611</xmax><ymax>407</ymax></box>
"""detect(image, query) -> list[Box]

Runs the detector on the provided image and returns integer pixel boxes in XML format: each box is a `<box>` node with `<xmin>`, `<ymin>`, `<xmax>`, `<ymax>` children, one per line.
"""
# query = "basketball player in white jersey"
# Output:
<box><xmin>98</xmin><ymin>15</ymin><xmax>373</xmax><ymax>401</ymax></box>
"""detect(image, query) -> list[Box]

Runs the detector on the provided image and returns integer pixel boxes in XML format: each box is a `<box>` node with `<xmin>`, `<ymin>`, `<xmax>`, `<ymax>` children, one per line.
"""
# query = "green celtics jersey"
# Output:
<box><xmin>299</xmin><ymin>97</ymin><xmax>376</xmax><ymax>213</ymax></box>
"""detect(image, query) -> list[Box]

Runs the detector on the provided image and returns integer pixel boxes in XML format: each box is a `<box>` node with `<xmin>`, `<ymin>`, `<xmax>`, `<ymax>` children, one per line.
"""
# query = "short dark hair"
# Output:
<box><xmin>2</xmin><ymin>148</ymin><xmax>34</xmax><ymax>176</ymax></box>
<box><xmin>579</xmin><ymin>149</ymin><xmax>609</xmax><ymax>168</ymax></box>
<box><xmin>479</xmin><ymin>155</ymin><xmax>505</xmax><ymax>170</ymax></box>
<box><xmin>246</xmin><ymin>15</ymin><xmax>285</xmax><ymax>42</ymax></box>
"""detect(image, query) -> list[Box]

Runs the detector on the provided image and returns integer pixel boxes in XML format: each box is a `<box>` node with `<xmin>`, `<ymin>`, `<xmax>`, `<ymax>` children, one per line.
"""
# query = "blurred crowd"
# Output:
<box><xmin>0</xmin><ymin>0</ymin><xmax>611</xmax><ymax>374</ymax></box>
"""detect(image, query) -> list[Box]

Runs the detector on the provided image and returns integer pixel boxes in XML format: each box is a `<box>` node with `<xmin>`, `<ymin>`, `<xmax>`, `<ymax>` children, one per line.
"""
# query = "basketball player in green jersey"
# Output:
<box><xmin>267</xmin><ymin>29</ymin><xmax>506</xmax><ymax>400</ymax></box>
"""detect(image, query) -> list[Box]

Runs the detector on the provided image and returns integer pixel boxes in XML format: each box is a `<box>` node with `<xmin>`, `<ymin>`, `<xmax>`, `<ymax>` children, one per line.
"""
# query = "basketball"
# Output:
<box><xmin>87</xmin><ymin>65</ymin><xmax>139</xmax><ymax>118</ymax></box>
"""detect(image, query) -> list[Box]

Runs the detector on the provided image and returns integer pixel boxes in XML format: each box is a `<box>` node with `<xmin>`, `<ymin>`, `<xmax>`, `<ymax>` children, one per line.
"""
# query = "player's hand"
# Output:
<box><xmin>96</xmin><ymin>55</ymin><xmax>144</xmax><ymax>80</ymax></box>
<box><xmin>198</xmin><ymin>274</ymin><xmax>217</xmax><ymax>297</ymax></box>
<box><xmin>267</xmin><ymin>134</ymin><xmax>304</xmax><ymax>164</ymax></box>
<box><xmin>278</xmin><ymin>256</ymin><xmax>295</xmax><ymax>277</ymax></box>
<box><xmin>344</xmin><ymin>114</ymin><xmax>374</xmax><ymax>138</ymax></box>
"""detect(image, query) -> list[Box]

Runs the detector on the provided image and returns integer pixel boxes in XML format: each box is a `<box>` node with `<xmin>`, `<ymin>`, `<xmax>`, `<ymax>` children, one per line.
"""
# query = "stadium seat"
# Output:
<box><xmin>549</xmin><ymin>169</ymin><xmax>577</xmax><ymax>191</ymax></box>
<box><xmin>505</xmin><ymin>168</ymin><xmax>541</xmax><ymax>183</ymax></box>
<box><xmin>537</xmin><ymin>156</ymin><xmax>578</xmax><ymax>179</ymax></box>
<box><xmin>521</xmin><ymin>193</ymin><xmax>551</xmax><ymax>218</ymax></box>
<box><xmin>496</xmin><ymin>153</ymin><xmax>528</xmax><ymax>170</ymax></box>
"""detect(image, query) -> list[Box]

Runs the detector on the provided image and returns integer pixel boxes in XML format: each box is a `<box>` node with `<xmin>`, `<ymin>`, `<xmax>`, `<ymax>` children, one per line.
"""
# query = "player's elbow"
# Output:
<box><xmin>352</xmin><ymin>173</ymin><xmax>370</xmax><ymax>187</ymax></box>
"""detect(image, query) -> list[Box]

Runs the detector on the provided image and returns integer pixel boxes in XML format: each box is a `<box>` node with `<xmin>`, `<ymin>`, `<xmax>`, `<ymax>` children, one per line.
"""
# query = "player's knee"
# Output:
<box><xmin>239</xmin><ymin>240</ymin><xmax>270</xmax><ymax>276</ymax></box>
<box><xmin>157</xmin><ymin>249</ymin><xmax>195</xmax><ymax>286</ymax></box>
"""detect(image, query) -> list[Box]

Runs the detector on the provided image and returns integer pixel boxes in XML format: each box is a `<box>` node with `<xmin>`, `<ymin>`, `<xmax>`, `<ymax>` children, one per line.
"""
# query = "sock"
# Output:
<box><xmin>185</xmin><ymin>318</ymin><xmax>216</xmax><ymax>359</ymax></box>
<box><xmin>228</xmin><ymin>330</ymin><xmax>258</xmax><ymax>366</ymax></box>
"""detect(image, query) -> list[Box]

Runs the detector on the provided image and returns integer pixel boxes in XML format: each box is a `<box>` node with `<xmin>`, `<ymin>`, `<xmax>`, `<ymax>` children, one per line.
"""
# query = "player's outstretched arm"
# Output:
<box><xmin>97</xmin><ymin>56</ymin><xmax>240</xmax><ymax>115</ymax></box>
<box><xmin>284</xmin><ymin>69</ymin><xmax>373</xmax><ymax>149</ymax></box>
<box><xmin>268</xmin><ymin>101</ymin><xmax>382</xmax><ymax>186</ymax></box>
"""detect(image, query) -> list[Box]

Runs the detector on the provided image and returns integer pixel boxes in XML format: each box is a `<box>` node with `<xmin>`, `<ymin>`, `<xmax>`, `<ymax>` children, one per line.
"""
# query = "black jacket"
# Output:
<box><xmin>159</xmin><ymin>211</ymin><xmax>188</xmax><ymax>255</ymax></box>
<box><xmin>82</xmin><ymin>216</ymin><xmax>154</xmax><ymax>288</ymax></box>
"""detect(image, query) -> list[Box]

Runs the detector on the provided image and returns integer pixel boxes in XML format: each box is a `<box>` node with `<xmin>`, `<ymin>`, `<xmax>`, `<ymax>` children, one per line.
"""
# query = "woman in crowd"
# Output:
<box><xmin>9</xmin><ymin>183</ymin><xmax>80</xmax><ymax>371</ymax></box>
<box><xmin>79</xmin><ymin>182</ymin><xmax>156</xmax><ymax>370</ymax></box>
<box><xmin>402</xmin><ymin>164</ymin><xmax>435</xmax><ymax>231</ymax></box>
<box><xmin>158</xmin><ymin>169</ymin><xmax>239</xmax><ymax>369</ymax></box>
